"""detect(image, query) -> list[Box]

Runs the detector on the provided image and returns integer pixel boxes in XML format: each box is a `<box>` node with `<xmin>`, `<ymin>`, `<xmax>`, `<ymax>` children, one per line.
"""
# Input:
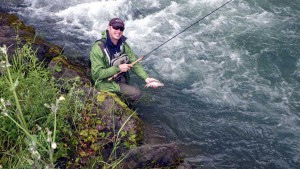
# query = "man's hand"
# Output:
<box><xmin>118</xmin><ymin>64</ymin><xmax>132</xmax><ymax>72</ymax></box>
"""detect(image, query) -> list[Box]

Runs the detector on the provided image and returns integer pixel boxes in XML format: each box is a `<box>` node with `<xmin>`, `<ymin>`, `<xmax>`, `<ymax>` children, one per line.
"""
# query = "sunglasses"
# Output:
<box><xmin>112</xmin><ymin>26</ymin><xmax>125</xmax><ymax>31</ymax></box>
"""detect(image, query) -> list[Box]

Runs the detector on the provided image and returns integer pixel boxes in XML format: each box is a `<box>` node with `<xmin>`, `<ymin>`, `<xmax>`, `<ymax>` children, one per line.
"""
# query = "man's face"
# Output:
<box><xmin>108</xmin><ymin>25</ymin><xmax>124</xmax><ymax>42</ymax></box>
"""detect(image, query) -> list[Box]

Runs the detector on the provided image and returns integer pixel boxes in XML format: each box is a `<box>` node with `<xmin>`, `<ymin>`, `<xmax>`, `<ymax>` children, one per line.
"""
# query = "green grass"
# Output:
<box><xmin>0</xmin><ymin>43</ymin><xmax>64</xmax><ymax>168</ymax></box>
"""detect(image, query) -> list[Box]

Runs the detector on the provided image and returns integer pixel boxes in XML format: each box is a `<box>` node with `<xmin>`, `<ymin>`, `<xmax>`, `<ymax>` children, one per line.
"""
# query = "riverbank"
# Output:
<box><xmin>0</xmin><ymin>11</ymin><xmax>189</xmax><ymax>168</ymax></box>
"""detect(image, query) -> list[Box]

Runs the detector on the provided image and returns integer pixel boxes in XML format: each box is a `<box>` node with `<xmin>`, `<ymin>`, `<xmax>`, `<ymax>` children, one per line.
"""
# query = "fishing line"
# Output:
<box><xmin>109</xmin><ymin>0</ymin><xmax>233</xmax><ymax>80</ymax></box>
<box><xmin>144</xmin><ymin>0</ymin><xmax>234</xmax><ymax>57</ymax></box>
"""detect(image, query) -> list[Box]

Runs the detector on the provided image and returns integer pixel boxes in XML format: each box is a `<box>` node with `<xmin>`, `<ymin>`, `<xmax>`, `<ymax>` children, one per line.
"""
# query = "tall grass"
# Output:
<box><xmin>0</xmin><ymin>44</ymin><xmax>65</xmax><ymax>168</ymax></box>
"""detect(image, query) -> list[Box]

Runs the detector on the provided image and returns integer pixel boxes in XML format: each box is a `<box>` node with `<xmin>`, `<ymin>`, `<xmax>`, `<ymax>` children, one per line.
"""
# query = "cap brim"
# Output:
<box><xmin>111</xmin><ymin>23</ymin><xmax>124</xmax><ymax>27</ymax></box>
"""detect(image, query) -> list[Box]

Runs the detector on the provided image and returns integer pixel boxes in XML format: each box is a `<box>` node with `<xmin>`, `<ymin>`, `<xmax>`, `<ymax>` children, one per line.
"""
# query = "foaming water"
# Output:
<box><xmin>1</xmin><ymin>0</ymin><xmax>300</xmax><ymax>168</ymax></box>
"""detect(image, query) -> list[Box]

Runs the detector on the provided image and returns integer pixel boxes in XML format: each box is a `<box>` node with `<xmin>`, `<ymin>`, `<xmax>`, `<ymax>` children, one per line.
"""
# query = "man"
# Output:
<box><xmin>90</xmin><ymin>18</ymin><xmax>162</xmax><ymax>104</ymax></box>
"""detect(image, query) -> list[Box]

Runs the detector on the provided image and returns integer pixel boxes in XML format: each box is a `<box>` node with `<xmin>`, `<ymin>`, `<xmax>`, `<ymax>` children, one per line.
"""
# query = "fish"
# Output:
<box><xmin>144</xmin><ymin>79</ymin><xmax>164</xmax><ymax>88</ymax></box>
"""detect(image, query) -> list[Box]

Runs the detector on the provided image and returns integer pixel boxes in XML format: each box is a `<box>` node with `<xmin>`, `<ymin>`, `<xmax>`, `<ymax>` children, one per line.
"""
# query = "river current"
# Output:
<box><xmin>1</xmin><ymin>0</ymin><xmax>300</xmax><ymax>168</ymax></box>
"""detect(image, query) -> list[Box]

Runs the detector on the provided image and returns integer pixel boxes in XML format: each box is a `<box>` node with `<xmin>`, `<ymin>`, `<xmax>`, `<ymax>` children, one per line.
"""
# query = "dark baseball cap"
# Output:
<box><xmin>109</xmin><ymin>18</ymin><xmax>125</xmax><ymax>27</ymax></box>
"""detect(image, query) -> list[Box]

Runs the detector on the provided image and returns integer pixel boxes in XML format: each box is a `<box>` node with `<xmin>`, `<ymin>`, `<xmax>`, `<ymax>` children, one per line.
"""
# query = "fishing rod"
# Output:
<box><xmin>109</xmin><ymin>0</ymin><xmax>234</xmax><ymax>81</ymax></box>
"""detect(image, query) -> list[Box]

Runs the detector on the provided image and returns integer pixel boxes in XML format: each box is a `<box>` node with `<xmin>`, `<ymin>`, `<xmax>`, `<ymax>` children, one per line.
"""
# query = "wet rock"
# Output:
<box><xmin>0</xmin><ymin>12</ymin><xmax>62</xmax><ymax>63</ymax></box>
<box><xmin>123</xmin><ymin>143</ymin><xmax>184</xmax><ymax>168</ymax></box>
<box><xmin>48</xmin><ymin>56</ymin><xmax>92</xmax><ymax>86</ymax></box>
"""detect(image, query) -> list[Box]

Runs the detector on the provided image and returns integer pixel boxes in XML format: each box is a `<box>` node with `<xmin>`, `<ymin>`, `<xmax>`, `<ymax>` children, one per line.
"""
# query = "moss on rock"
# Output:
<box><xmin>0</xmin><ymin>12</ymin><xmax>62</xmax><ymax>63</ymax></box>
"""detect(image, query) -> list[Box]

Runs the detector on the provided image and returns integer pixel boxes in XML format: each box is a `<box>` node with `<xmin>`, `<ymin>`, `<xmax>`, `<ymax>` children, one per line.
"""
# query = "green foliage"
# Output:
<box><xmin>0</xmin><ymin>44</ymin><xmax>64</xmax><ymax>168</ymax></box>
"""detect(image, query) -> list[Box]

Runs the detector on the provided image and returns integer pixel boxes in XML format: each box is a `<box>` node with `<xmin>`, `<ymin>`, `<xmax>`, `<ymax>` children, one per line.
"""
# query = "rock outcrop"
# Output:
<box><xmin>0</xmin><ymin>11</ymin><xmax>62</xmax><ymax>63</ymax></box>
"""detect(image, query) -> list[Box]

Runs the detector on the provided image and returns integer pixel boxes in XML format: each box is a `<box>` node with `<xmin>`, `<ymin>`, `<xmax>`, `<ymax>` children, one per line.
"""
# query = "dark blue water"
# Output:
<box><xmin>2</xmin><ymin>0</ymin><xmax>300</xmax><ymax>168</ymax></box>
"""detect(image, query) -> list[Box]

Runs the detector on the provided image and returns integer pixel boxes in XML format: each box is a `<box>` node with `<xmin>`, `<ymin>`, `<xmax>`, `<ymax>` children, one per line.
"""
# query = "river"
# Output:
<box><xmin>1</xmin><ymin>0</ymin><xmax>300</xmax><ymax>168</ymax></box>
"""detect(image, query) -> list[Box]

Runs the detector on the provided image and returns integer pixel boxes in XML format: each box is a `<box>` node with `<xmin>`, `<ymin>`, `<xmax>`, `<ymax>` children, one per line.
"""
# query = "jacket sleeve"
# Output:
<box><xmin>90</xmin><ymin>42</ymin><xmax>120</xmax><ymax>82</ymax></box>
<box><xmin>124</xmin><ymin>43</ymin><xmax>149</xmax><ymax>80</ymax></box>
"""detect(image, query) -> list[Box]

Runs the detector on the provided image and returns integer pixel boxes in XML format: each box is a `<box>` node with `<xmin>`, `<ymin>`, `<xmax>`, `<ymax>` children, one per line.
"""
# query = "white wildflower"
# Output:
<box><xmin>1</xmin><ymin>111</ymin><xmax>8</xmax><ymax>116</ymax></box>
<box><xmin>0</xmin><ymin>61</ymin><xmax>6</xmax><ymax>68</ymax></box>
<box><xmin>6</xmin><ymin>62</ymin><xmax>11</xmax><ymax>67</ymax></box>
<box><xmin>51</xmin><ymin>142</ymin><xmax>57</xmax><ymax>149</ymax></box>
<box><xmin>0</xmin><ymin>98</ymin><xmax>5</xmax><ymax>107</ymax></box>
<box><xmin>0</xmin><ymin>98</ymin><xmax>11</xmax><ymax>108</ymax></box>
<box><xmin>0</xmin><ymin>164</ymin><xmax>3</xmax><ymax>169</ymax></box>
<box><xmin>58</xmin><ymin>96</ymin><xmax>65</xmax><ymax>101</ymax></box>
<box><xmin>47</xmin><ymin>137</ymin><xmax>51</xmax><ymax>143</ymax></box>
<box><xmin>0</xmin><ymin>61</ymin><xmax>11</xmax><ymax>68</ymax></box>
<box><xmin>46</xmin><ymin>129</ymin><xmax>52</xmax><ymax>136</ymax></box>
<box><xmin>0</xmin><ymin>99</ymin><xmax>8</xmax><ymax>116</ymax></box>
<box><xmin>51</xmin><ymin>103</ymin><xmax>58</xmax><ymax>113</ymax></box>
<box><xmin>28</xmin><ymin>141</ymin><xmax>41</xmax><ymax>159</ymax></box>
<box><xmin>5</xmin><ymin>100</ymin><xmax>11</xmax><ymax>106</ymax></box>
<box><xmin>36</xmin><ymin>124</ymin><xmax>42</xmax><ymax>131</ymax></box>
<box><xmin>0</xmin><ymin>45</ymin><xmax>7</xmax><ymax>55</ymax></box>
<box><xmin>29</xmin><ymin>141</ymin><xmax>36</xmax><ymax>152</ymax></box>
<box><xmin>28</xmin><ymin>146</ymin><xmax>35</xmax><ymax>152</ymax></box>
<box><xmin>46</xmin><ymin>128</ymin><xmax>52</xmax><ymax>142</ymax></box>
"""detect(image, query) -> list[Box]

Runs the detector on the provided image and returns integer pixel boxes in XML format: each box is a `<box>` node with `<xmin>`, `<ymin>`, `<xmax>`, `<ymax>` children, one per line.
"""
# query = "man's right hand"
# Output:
<box><xmin>118</xmin><ymin>64</ymin><xmax>132</xmax><ymax>72</ymax></box>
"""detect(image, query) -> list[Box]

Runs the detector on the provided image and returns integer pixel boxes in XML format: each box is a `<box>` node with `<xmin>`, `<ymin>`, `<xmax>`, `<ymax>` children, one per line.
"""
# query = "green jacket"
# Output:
<box><xmin>90</xmin><ymin>30</ymin><xmax>149</xmax><ymax>92</ymax></box>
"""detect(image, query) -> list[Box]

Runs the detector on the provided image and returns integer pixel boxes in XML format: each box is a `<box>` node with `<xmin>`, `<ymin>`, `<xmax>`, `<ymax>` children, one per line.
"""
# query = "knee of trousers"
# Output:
<box><xmin>129</xmin><ymin>87</ymin><xmax>142</xmax><ymax>101</ymax></box>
